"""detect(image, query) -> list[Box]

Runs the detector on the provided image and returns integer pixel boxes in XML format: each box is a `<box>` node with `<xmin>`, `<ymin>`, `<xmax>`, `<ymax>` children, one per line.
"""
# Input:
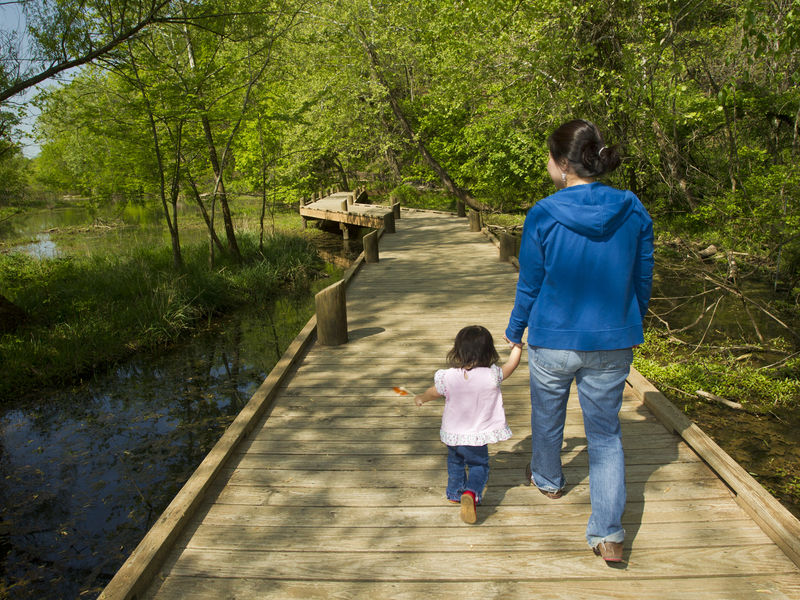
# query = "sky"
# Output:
<box><xmin>2</xmin><ymin>2</ymin><xmax>43</xmax><ymax>158</ymax></box>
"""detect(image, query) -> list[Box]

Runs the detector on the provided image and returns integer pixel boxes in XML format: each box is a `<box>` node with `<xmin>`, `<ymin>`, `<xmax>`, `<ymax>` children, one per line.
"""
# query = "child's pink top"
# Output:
<box><xmin>434</xmin><ymin>365</ymin><xmax>512</xmax><ymax>446</ymax></box>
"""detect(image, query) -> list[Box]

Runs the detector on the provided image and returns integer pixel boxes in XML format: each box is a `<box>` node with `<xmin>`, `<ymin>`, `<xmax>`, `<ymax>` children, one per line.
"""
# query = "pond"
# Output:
<box><xmin>0</xmin><ymin>200</ymin><xmax>362</xmax><ymax>598</ymax></box>
<box><xmin>0</xmin><ymin>301</ymin><xmax>318</xmax><ymax>598</ymax></box>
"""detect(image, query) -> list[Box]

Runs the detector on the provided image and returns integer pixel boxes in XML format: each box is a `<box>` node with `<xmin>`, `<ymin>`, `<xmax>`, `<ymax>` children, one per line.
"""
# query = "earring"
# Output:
<box><xmin>561</xmin><ymin>172</ymin><xmax>567</xmax><ymax>185</ymax></box>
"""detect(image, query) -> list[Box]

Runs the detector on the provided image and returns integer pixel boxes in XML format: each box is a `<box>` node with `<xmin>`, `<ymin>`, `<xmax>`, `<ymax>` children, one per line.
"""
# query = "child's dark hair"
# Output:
<box><xmin>547</xmin><ymin>119</ymin><xmax>621</xmax><ymax>178</ymax></box>
<box><xmin>446</xmin><ymin>325</ymin><xmax>500</xmax><ymax>370</ymax></box>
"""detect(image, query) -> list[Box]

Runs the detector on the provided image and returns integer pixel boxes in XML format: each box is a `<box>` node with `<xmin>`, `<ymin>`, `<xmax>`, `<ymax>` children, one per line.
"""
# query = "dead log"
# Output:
<box><xmin>696</xmin><ymin>389</ymin><xmax>745</xmax><ymax>411</ymax></box>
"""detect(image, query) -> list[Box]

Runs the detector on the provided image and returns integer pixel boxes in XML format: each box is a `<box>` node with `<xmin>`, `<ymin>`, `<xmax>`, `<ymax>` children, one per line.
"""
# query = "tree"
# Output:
<box><xmin>0</xmin><ymin>0</ymin><xmax>177</xmax><ymax>103</ymax></box>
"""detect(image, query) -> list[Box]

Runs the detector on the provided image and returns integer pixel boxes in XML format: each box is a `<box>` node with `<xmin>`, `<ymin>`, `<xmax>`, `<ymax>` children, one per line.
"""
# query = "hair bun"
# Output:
<box><xmin>596</xmin><ymin>144</ymin><xmax>621</xmax><ymax>174</ymax></box>
<box><xmin>548</xmin><ymin>119</ymin><xmax>621</xmax><ymax>178</ymax></box>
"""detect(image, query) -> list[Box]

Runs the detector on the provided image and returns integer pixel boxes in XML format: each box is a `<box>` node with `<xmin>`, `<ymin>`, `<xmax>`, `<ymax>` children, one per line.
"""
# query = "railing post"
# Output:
<box><xmin>315</xmin><ymin>280</ymin><xmax>348</xmax><ymax>345</ymax></box>
<box><xmin>468</xmin><ymin>210</ymin><xmax>481</xmax><ymax>232</ymax></box>
<box><xmin>499</xmin><ymin>232</ymin><xmax>516</xmax><ymax>262</ymax></box>
<box><xmin>383</xmin><ymin>211</ymin><xmax>395</xmax><ymax>234</ymax></box>
<box><xmin>364</xmin><ymin>230</ymin><xmax>379</xmax><ymax>263</ymax></box>
<box><xmin>392</xmin><ymin>202</ymin><xmax>401</xmax><ymax>220</ymax></box>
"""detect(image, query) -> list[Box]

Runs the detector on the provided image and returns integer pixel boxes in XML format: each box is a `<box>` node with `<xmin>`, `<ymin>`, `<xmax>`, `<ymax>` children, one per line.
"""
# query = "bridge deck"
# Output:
<box><xmin>138</xmin><ymin>210</ymin><xmax>800</xmax><ymax>599</ymax></box>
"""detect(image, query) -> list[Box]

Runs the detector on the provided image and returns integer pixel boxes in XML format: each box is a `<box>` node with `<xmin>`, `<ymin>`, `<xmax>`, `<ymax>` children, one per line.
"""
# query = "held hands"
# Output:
<box><xmin>414</xmin><ymin>395</ymin><xmax>425</xmax><ymax>407</ymax></box>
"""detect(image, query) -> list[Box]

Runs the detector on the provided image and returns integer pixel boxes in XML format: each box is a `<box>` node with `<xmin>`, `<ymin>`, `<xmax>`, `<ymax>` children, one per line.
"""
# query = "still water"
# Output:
<box><xmin>1</xmin><ymin>201</ymin><xmax>217</xmax><ymax>258</ymax></box>
<box><xmin>0</xmin><ymin>202</ymin><xmax>356</xmax><ymax>598</ymax></box>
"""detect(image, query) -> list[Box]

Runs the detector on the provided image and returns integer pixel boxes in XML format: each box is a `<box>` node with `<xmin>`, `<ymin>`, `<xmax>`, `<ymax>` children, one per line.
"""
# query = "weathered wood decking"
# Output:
<box><xmin>106</xmin><ymin>209</ymin><xmax>800</xmax><ymax>599</ymax></box>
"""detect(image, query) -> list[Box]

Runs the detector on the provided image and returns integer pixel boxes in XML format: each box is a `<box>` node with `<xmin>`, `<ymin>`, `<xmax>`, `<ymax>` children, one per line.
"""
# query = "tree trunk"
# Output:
<box><xmin>355</xmin><ymin>27</ymin><xmax>485</xmax><ymax>213</ymax></box>
<box><xmin>182</xmin><ymin>20</ymin><xmax>242</xmax><ymax>262</ymax></box>
<box><xmin>333</xmin><ymin>156</ymin><xmax>350</xmax><ymax>191</ymax></box>
<box><xmin>185</xmin><ymin>170</ymin><xmax>227</xmax><ymax>255</ymax></box>
<box><xmin>128</xmin><ymin>47</ymin><xmax>183</xmax><ymax>270</ymax></box>
<box><xmin>199</xmin><ymin>114</ymin><xmax>242</xmax><ymax>262</ymax></box>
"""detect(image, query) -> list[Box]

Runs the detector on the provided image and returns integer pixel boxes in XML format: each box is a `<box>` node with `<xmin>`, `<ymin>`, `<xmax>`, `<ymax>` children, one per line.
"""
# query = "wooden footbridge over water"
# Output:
<box><xmin>102</xmin><ymin>201</ymin><xmax>800</xmax><ymax>599</ymax></box>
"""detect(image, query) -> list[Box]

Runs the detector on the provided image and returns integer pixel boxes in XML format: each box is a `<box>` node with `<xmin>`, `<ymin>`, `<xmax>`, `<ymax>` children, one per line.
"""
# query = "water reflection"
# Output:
<box><xmin>1</xmin><ymin>202</ymin><xmax>204</xmax><ymax>258</ymax></box>
<box><xmin>13</xmin><ymin>234</ymin><xmax>60</xmax><ymax>259</ymax></box>
<box><xmin>0</xmin><ymin>297</ymin><xmax>315</xmax><ymax>599</ymax></box>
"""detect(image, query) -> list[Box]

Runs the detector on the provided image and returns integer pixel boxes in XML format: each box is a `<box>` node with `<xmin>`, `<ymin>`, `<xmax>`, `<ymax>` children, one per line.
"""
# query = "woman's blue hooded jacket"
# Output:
<box><xmin>505</xmin><ymin>182</ymin><xmax>654</xmax><ymax>351</ymax></box>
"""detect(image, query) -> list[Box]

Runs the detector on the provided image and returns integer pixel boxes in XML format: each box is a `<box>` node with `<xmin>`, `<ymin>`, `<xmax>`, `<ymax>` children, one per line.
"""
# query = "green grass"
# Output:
<box><xmin>0</xmin><ymin>231</ymin><xmax>331</xmax><ymax>402</ymax></box>
<box><xmin>482</xmin><ymin>212</ymin><xmax>525</xmax><ymax>228</ymax></box>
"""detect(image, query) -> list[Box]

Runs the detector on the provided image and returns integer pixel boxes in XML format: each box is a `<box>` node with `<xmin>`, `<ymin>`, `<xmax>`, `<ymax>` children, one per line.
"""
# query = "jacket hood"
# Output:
<box><xmin>537</xmin><ymin>182</ymin><xmax>634</xmax><ymax>238</ymax></box>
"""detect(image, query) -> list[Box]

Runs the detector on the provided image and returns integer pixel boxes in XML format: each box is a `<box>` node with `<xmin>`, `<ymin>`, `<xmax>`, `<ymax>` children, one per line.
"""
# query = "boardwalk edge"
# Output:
<box><xmin>626</xmin><ymin>366</ymin><xmax>800</xmax><ymax>568</ymax></box>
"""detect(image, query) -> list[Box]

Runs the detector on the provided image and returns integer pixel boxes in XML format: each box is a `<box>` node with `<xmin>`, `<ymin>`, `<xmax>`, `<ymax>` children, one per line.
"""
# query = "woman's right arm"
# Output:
<box><xmin>634</xmin><ymin>208</ymin><xmax>654</xmax><ymax>320</ymax></box>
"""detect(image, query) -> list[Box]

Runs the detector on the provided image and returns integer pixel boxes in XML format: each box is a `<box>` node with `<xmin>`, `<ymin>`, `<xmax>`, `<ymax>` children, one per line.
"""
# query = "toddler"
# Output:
<box><xmin>415</xmin><ymin>325</ymin><xmax>522</xmax><ymax>523</ymax></box>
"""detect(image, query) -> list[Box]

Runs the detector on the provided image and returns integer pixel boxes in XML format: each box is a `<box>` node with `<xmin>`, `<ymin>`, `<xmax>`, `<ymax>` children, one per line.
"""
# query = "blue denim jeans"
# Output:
<box><xmin>446</xmin><ymin>445</ymin><xmax>489</xmax><ymax>503</ymax></box>
<box><xmin>527</xmin><ymin>347</ymin><xmax>632</xmax><ymax>547</ymax></box>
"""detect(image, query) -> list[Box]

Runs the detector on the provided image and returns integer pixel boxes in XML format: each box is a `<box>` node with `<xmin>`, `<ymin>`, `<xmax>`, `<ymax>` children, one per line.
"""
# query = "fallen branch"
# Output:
<box><xmin>690</xmin><ymin>295</ymin><xmax>723</xmax><ymax>354</ymax></box>
<box><xmin>660</xmin><ymin>383</ymin><xmax>697</xmax><ymax>398</ymax></box>
<box><xmin>701</xmin><ymin>273</ymin><xmax>800</xmax><ymax>340</ymax></box>
<box><xmin>759</xmin><ymin>350</ymin><xmax>800</xmax><ymax>371</ymax></box>
<box><xmin>696</xmin><ymin>389</ymin><xmax>745</xmax><ymax>411</ymax></box>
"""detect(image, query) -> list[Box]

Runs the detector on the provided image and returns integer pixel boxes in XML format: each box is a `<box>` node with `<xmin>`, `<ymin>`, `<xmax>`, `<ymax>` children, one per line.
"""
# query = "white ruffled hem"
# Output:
<box><xmin>440</xmin><ymin>425</ymin><xmax>512</xmax><ymax>446</ymax></box>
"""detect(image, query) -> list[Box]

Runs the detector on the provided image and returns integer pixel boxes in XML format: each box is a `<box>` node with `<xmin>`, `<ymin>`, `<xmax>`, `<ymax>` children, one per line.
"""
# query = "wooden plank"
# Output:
<box><xmin>221</xmin><ymin>462</ymin><xmax>732</xmax><ymax>487</ymax></box>
<box><xmin>179</xmin><ymin>519</ymin><xmax>768</xmax><ymax>551</ymax></box>
<box><xmin>245</xmin><ymin>420</ymin><xmax>670</xmax><ymax>442</ymax></box>
<box><xmin>146</xmin><ymin>575</ymin><xmax>800</xmax><ymax>600</ymax></box>
<box><xmin>245</xmin><ymin>413</ymin><xmax>656</xmax><ymax>430</ymax></box>
<box><xmin>235</xmin><ymin>432</ymin><xmax>690</xmax><ymax>455</ymax></box>
<box><xmin>228</xmin><ymin>444</ymin><xmax>703</xmax><ymax>470</ymax></box>
<box><xmin>157</xmin><ymin>545</ymin><xmax>799</xmax><ymax>581</ymax></box>
<box><xmin>208</xmin><ymin>477</ymin><xmax>732</xmax><ymax>507</ymax></box>
<box><xmin>195</xmin><ymin>497</ymin><xmax>753</xmax><ymax>529</ymax></box>
<box><xmin>299</xmin><ymin>204</ymin><xmax>391</xmax><ymax>229</ymax></box>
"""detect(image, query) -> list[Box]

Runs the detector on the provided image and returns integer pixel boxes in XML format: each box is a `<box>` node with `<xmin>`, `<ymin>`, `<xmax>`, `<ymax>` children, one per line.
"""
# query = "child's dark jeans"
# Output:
<box><xmin>446</xmin><ymin>444</ymin><xmax>489</xmax><ymax>503</ymax></box>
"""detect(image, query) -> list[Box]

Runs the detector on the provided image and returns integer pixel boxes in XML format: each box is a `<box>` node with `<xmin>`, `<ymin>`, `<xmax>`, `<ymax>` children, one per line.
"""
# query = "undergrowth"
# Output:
<box><xmin>633</xmin><ymin>329</ymin><xmax>800</xmax><ymax>414</ymax></box>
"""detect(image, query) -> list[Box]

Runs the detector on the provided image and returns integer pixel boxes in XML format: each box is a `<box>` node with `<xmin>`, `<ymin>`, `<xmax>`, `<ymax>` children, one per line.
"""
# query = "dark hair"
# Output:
<box><xmin>547</xmin><ymin>119</ymin><xmax>621</xmax><ymax>178</ymax></box>
<box><xmin>446</xmin><ymin>325</ymin><xmax>500</xmax><ymax>370</ymax></box>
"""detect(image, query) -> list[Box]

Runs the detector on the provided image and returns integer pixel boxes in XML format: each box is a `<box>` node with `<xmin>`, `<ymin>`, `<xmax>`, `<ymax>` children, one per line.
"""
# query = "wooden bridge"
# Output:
<box><xmin>101</xmin><ymin>209</ymin><xmax>800</xmax><ymax>599</ymax></box>
<box><xmin>299</xmin><ymin>189</ymin><xmax>397</xmax><ymax>237</ymax></box>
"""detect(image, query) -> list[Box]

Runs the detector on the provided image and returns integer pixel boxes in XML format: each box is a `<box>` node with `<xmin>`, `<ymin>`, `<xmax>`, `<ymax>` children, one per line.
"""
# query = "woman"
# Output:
<box><xmin>505</xmin><ymin>119</ymin><xmax>653</xmax><ymax>563</ymax></box>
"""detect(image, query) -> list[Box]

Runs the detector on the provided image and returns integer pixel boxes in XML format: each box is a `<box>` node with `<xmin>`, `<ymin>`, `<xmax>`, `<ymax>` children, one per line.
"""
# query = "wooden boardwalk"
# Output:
<box><xmin>107</xmin><ymin>210</ymin><xmax>800</xmax><ymax>599</ymax></box>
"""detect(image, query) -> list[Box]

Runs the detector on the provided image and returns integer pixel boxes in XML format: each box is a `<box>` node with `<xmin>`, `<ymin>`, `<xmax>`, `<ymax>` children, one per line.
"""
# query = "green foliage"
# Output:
<box><xmin>0</xmin><ymin>231</ymin><xmax>324</xmax><ymax>400</ymax></box>
<box><xmin>0</xmin><ymin>148</ymin><xmax>29</xmax><ymax>200</ymax></box>
<box><xmin>387</xmin><ymin>184</ymin><xmax>457</xmax><ymax>212</ymax></box>
<box><xmin>389</xmin><ymin>184</ymin><xmax>419</xmax><ymax>204</ymax></box>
